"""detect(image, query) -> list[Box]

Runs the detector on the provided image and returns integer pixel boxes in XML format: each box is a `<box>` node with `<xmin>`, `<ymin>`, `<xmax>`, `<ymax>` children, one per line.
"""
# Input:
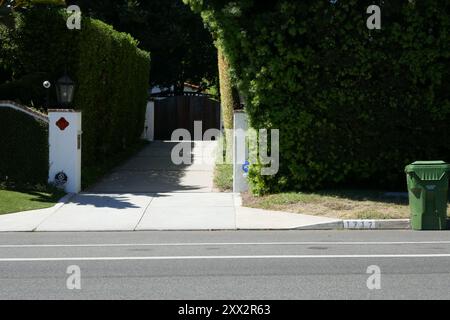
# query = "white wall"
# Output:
<box><xmin>233</xmin><ymin>111</ymin><xmax>249</xmax><ymax>193</ymax></box>
<box><xmin>48</xmin><ymin>110</ymin><xmax>82</xmax><ymax>193</ymax></box>
<box><xmin>142</xmin><ymin>101</ymin><xmax>155</xmax><ymax>142</ymax></box>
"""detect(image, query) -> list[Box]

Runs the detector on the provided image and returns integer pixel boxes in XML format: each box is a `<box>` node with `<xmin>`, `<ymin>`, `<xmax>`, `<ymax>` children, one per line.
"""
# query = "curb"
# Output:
<box><xmin>296</xmin><ymin>219</ymin><xmax>411</xmax><ymax>230</ymax></box>
<box><xmin>341</xmin><ymin>219</ymin><xmax>411</xmax><ymax>230</ymax></box>
<box><xmin>295</xmin><ymin>221</ymin><xmax>344</xmax><ymax>230</ymax></box>
<box><xmin>370</xmin><ymin>219</ymin><xmax>411</xmax><ymax>230</ymax></box>
<box><xmin>237</xmin><ymin>192</ymin><xmax>413</xmax><ymax>230</ymax></box>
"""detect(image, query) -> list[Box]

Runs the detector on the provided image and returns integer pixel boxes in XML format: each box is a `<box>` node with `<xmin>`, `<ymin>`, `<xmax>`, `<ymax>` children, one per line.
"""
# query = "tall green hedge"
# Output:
<box><xmin>1</xmin><ymin>6</ymin><xmax>150</xmax><ymax>185</ymax></box>
<box><xmin>0</xmin><ymin>108</ymin><xmax>48</xmax><ymax>184</ymax></box>
<box><xmin>75</xmin><ymin>18</ymin><xmax>150</xmax><ymax>168</ymax></box>
<box><xmin>186</xmin><ymin>0</ymin><xmax>450</xmax><ymax>194</ymax></box>
<box><xmin>0</xmin><ymin>7</ymin><xmax>78</xmax><ymax>106</ymax></box>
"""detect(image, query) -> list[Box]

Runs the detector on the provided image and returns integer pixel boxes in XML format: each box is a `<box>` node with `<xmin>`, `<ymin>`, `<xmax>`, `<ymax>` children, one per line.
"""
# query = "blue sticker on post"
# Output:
<box><xmin>242</xmin><ymin>161</ymin><xmax>250</xmax><ymax>177</ymax></box>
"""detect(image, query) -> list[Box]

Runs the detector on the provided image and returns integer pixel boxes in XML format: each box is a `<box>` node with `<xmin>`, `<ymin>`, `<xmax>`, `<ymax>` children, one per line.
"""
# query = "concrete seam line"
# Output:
<box><xmin>133</xmin><ymin>196</ymin><xmax>155</xmax><ymax>231</ymax></box>
<box><xmin>31</xmin><ymin>193</ymin><xmax>76</xmax><ymax>232</ymax></box>
<box><xmin>233</xmin><ymin>193</ymin><xmax>243</xmax><ymax>207</ymax></box>
<box><xmin>232</xmin><ymin>194</ymin><xmax>238</xmax><ymax>230</ymax></box>
<box><xmin>1</xmin><ymin>254</ymin><xmax>450</xmax><ymax>262</ymax></box>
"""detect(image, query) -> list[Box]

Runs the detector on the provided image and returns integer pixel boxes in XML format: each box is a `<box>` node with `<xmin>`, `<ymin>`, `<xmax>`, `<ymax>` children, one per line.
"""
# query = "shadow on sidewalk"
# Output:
<box><xmin>65</xmin><ymin>194</ymin><xmax>148</xmax><ymax>210</ymax></box>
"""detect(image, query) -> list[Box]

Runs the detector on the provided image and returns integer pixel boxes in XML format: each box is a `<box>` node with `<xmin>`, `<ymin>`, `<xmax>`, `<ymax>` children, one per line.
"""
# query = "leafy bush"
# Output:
<box><xmin>2</xmin><ymin>7</ymin><xmax>150</xmax><ymax>185</ymax></box>
<box><xmin>1</xmin><ymin>8</ymin><xmax>78</xmax><ymax>89</ymax></box>
<box><xmin>186</xmin><ymin>0</ymin><xmax>450</xmax><ymax>194</ymax></box>
<box><xmin>214</xmin><ymin>163</ymin><xmax>233</xmax><ymax>192</ymax></box>
<box><xmin>75</xmin><ymin>18</ymin><xmax>150</xmax><ymax>170</ymax></box>
<box><xmin>0</xmin><ymin>73</ymin><xmax>49</xmax><ymax>107</ymax></box>
<box><xmin>0</xmin><ymin>108</ymin><xmax>48</xmax><ymax>184</ymax></box>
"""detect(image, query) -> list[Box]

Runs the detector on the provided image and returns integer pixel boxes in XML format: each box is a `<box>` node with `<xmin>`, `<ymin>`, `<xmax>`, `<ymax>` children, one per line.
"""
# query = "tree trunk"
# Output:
<box><xmin>217</xmin><ymin>48</ymin><xmax>239</xmax><ymax>162</ymax></box>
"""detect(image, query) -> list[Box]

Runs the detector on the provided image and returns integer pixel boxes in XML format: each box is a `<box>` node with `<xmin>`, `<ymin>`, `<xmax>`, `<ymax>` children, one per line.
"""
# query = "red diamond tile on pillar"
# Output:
<box><xmin>56</xmin><ymin>117</ymin><xmax>70</xmax><ymax>131</ymax></box>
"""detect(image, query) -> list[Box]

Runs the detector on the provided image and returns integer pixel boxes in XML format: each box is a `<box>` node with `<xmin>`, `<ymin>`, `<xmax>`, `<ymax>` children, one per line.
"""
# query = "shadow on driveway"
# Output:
<box><xmin>87</xmin><ymin>141</ymin><xmax>217</xmax><ymax>194</ymax></box>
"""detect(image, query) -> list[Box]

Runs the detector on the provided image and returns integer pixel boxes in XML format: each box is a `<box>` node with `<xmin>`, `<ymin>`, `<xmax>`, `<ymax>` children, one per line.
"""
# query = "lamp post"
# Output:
<box><xmin>56</xmin><ymin>74</ymin><xmax>75</xmax><ymax>108</ymax></box>
<box><xmin>48</xmin><ymin>73</ymin><xmax>81</xmax><ymax>193</ymax></box>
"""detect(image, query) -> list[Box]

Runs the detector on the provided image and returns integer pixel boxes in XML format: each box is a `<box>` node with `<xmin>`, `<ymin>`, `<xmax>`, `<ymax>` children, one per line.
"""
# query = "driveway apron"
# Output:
<box><xmin>36</xmin><ymin>141</ymin><xmax>237</xmax><ymax>231</ymax></box>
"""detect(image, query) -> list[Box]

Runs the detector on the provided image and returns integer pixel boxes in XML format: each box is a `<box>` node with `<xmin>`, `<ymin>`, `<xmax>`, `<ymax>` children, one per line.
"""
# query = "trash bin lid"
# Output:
<box><xmin>405</xmin><ymin>161</ymin><xmax>450</xmax><ymax>180</ymax></box>
<box><xmin>410</xmin><ymin>160</ymin><xmax>447</xmax><ymax>165</ymax></box>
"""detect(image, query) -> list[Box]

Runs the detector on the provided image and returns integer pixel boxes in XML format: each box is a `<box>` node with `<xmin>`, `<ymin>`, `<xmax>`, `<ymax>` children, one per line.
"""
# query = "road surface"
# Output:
<box><xmin>0</xmin><ymin>230</ymin><xmax>449</xmax><ymax>300</ymax></box>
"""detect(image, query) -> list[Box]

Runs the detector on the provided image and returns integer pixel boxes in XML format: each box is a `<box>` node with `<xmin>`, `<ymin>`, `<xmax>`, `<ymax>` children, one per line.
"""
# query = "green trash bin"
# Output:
<box><xmin>405</xmin><ymin>161</ymin><xmax>450</xmax><ymax>230</ymax></box>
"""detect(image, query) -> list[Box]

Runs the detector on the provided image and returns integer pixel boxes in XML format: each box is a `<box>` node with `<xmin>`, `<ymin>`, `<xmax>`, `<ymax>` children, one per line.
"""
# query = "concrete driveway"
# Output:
<box><xmin>36</xmin><ymin>140</ymin><xmax>239</xmax><ymax>231</ymax></box>
<box><xmin>0</xmin><ymin>141</ymin><xmax>341</xmax><ymax>232</ymax></box>
<box><xmin>89</xmin><ymin>141</ymin><xmax>218</xmax><ymax>193</ymax></box>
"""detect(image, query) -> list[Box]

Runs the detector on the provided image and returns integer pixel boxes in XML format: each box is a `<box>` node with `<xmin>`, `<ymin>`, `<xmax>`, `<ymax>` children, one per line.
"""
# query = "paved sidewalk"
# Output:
<box><xmin>1</xmin><ymin>192</ymin><xmax>341</xmax><ymax>232</ymax></box>
<box><xmin>36</xmin><ymin>193</ymin><xmax>153</xmax><ymax>232</ymax></box>
<box><xmin>0</xmin><ymin>207</ymin><xmax>56</xmax><ymax>232</ymax></box>
<box><xmin>0</xmin><ymin>194</ymin><xmax>72</xmax><ymax>232</ymax></box>
<box><xmin>135</xmin><ymin>193</ymin><xmax>236</xmax><ymax>231</ymax></box>
<box><xmin>0</xmin><ymin>141</ymin><xmax>341</xmax><ymax>231</ymax></box>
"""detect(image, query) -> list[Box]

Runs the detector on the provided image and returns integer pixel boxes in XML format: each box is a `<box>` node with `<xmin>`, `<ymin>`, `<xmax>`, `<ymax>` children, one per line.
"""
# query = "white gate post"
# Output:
<box><xmin>48</xmin><ymin>110</ymin><xmax>82</xmax><ymax>193</ymax></box>
<box><xmin>233</xmin><ymin>111</ymin><xmax>249</xmax><ymax>193</ymax></box>
<box><xmin>142</xmin><ymin>100</ymin><xmax>155</xmax><ymax>142</ymax></box>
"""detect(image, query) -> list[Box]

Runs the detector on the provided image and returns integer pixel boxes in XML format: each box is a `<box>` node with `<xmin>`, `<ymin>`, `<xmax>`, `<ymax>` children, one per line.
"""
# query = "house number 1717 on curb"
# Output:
<box><xmin>344</xmin><ymin>220</ymin><xmax>376</xmax><ymax>229</ymax></box>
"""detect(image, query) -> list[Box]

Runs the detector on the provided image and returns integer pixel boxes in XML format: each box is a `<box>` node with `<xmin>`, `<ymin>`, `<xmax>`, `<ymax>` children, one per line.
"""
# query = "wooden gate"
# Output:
<box><xmin>154</xmin><ymin>96</ymin><xmax>221</xmax><ymax>140</ymax></box>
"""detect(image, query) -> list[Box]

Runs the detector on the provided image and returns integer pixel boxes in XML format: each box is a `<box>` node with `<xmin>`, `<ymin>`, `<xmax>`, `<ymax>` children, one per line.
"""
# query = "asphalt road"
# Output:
<box><xmin>0</xmin><ymin>230</ymin><xmax>449</xmax><ymax>300</ymax></box>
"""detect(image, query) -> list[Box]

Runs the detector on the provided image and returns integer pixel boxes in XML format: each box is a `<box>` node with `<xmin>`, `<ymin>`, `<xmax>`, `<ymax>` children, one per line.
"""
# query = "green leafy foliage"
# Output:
<box><xmin>0</xmin><ymin>108</ymin><xmax>48</xmax><ymax>184</ymax></box>
<box><xmin>186</xmin><ymin>0</ymin><xmax>450</xmax><ymax>194</ymax></box>
<box><xmin>0</xmin><ymin>73</ymin><xmax>48</xmax><ymax>106</ymax></box>
<box><xmin>66</xmin><ymin>0</ymin><xmax>217</xmax><ymax>90</ymax></box>
<box><xmin>0</xmin><ymin>8</ymin><xmax>77</xmax><ymax>105</ymax></box>
<box><xmin>1</xmin><ymin>7</ymin><xmax>150</xmax><ymax>186</ymax></box>
<box><xmin>74</xmin><ymin>18</ymin><xmax>150</xmax><ymax>172</ymax></box>
<box><xmin>217</xmin><ymin>48</ymin><xmax>238</xmax><ymax>161</ymax></box>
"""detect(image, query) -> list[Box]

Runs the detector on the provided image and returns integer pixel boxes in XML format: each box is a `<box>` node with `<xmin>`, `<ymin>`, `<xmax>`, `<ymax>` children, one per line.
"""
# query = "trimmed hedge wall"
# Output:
<box><xmin>186</xmin><ymin>0</ymin><xmax>450</xmax><ymax>194</ymax></box>
<box><xmin>75</xmin><ymin>18</ymin><xmax>150</xmax><ymax>168</ymax></box>
<box><xmin>1</xmin><ymin>7</ymin><xmax>150</xmax><ymax>185</ymax></box>
<box><xmin>0</xmin><ymin>108</ymin><xmax>48</xmax><ymax>184</ymax></box>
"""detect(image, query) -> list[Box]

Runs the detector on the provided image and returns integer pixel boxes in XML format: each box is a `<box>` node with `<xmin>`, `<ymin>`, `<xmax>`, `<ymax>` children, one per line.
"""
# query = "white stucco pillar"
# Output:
<box><xmin>48</xmin><ymin>110</ymin><xmax>82</xmax><ymax>193</ymax></box>
<box><xmin>233</xmin><ymin>111</ymin><xmax>249</xmax><ymax>193</ymax></box>
<box><xmin>142</xmin><ymin>101</ymin><xmax>155</xmax><ymax>142</ymax></box>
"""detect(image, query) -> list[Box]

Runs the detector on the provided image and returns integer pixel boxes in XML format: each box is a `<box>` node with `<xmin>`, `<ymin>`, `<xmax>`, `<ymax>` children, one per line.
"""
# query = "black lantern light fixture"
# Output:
<box><xmin>56</xmin><ymin>74</ymin><xmax>75</xmax><ymax>107</ymax></box>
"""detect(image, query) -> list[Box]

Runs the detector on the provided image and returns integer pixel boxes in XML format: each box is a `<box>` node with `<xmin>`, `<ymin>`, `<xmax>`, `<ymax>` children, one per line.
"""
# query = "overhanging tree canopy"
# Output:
<box><xmin>67</xmin><ymin>0</ymin><xmax>218</xmax><ymax>91</ymax></box>
<box><xmin>185</xmin><ymin>0</ymin><xmax>450</xmax><ymax>194</ymax></box>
